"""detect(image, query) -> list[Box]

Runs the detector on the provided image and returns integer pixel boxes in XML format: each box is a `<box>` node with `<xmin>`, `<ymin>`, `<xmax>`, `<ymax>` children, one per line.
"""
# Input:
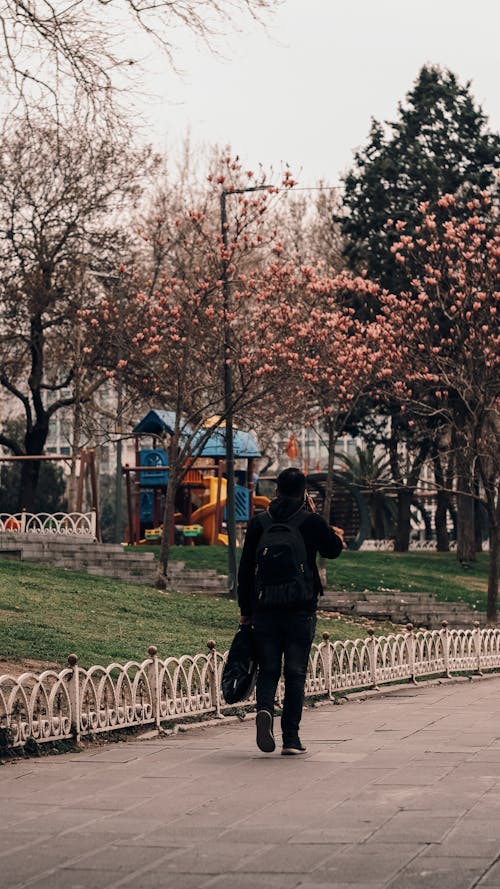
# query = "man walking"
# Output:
<box><xmin>237</xmin><ymin>467</ymin><xmax>344</xmax><ymax>755</ymax></box>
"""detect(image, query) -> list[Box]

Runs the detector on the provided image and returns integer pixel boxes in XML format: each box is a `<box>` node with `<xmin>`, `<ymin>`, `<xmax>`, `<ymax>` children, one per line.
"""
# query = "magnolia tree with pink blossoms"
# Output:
<box><xmin>239</xmin><ymin>264</ymin><xmax>399</xmax><ymax>528</ymax></box>
<box><xmin>380</xmin><ymin>193</ymin><xmax>499</xmax><ymax>620</ymax></box>
<box><xmin>82</xmin><ymin>156</ymin><xmax>296</xmax><ymax>579</ymax></box>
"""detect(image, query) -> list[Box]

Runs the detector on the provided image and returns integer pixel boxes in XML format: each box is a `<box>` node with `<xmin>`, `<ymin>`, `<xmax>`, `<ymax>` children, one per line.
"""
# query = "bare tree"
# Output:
<box><xmin>0</xmin><ymin>0</ymin><xmax>280</xmax><ymax>120</ymax></box>
<box><xmin>0</xmin><ymin>111</ymin><xmax>157</xmax><ymax>509</ymax></box>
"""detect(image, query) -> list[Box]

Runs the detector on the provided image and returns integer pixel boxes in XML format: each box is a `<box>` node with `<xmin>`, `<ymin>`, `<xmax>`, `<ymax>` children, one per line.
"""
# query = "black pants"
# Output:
<box><xmin>253</xmin><ymin>610</ymin><xmax>316</xmax><ymax>745</ymax></box>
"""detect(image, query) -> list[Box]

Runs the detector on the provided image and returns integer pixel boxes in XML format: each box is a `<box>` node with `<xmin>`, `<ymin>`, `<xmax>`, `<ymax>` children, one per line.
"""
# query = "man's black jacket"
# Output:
<box><xmin>237</xmin><ymin>496</ymin><xmax>343</xmax><ymax>617</ymax></box>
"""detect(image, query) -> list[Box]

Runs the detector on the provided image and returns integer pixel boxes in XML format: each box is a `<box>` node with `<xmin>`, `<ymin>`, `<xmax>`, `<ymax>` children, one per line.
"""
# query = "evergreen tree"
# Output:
<box><xmin>339</xmin><ymin>64</ymin><xmax>499</xmax><ymax>296</ymax></box>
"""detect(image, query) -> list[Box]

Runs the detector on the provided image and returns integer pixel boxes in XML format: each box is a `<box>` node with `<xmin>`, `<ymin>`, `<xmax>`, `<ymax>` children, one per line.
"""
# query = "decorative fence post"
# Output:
<box><xmin>473</xmin><ymin>622</ymin><xmax>483</xmax><ymax>675</ymax></box>
<box><xmin>321</xmin><ymin>632</ymin><xmax>333</xmax><ymax>697</ymax></box>
<box><xmin>20</xmin><ymin>509</ymin><xmax>27</xmax><ymax>534</ymax></box>
<box><xmin>207</xmin><ymin>640</ymin><xmax>222</xmax><ymax>717</ymax></box>
<box><xmin>66</xmin><ymin>654</ymin><xmax>81</xmax><ymax>743</ymax></box>
<box><xmin>367</xmin><ymin>628</ymin><xmax>379</xmax><ymax>689</ymax></box>
<box><xmin>406</xmin><ymin>624</ymin><xmax>417</xmax><ymax>685</ymax></box>
<box><xmin>90</xmin><ymin>509</ymin><xmax>97</xmax><ymax>540</ymax></box>
<box><xmin>441</xmin><ymin>621</ymin><xmax>451</xmax><ymax>678</ymax></box>
<box><xmin>147</xmin><ymin>646</ymin><xmax>161</xmax><ymax>729</ymax></box>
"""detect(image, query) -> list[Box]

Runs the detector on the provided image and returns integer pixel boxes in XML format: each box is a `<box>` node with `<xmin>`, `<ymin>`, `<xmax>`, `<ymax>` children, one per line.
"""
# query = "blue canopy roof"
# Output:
<box><xmin>191</xmin><ymin>427</ymin><xmax>261</xmax><ymax>459</ymax></box>
<box><xmin>133</xmin><ymin>410</ymin><xmax>261</xmax><ymax>458</ymax></box>
<box><xmin>133</xmin><ymin>410</ymin><xmax>177</xmax><ymax>436</ymax></box>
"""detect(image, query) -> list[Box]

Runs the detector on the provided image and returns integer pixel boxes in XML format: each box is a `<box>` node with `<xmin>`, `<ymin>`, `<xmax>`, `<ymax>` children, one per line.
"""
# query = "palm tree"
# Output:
<box><xmin>339</xmin><ymin>445</ymin><xmax>396</xmax><ymax>540</ymax></box>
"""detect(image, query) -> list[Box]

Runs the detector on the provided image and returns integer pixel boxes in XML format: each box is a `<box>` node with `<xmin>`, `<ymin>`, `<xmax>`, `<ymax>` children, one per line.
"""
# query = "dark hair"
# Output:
<box><xmin>276</xmin><ymin>467</ymin><xmax>306</xmax><ymax>499</ymax></box>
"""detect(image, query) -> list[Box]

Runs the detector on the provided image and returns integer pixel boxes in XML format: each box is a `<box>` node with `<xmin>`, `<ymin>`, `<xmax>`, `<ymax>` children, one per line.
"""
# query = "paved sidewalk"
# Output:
<box><xmin>2</xmin><ymin>676</ymin><xmax>500</xmax><ymax>889</ymax></box>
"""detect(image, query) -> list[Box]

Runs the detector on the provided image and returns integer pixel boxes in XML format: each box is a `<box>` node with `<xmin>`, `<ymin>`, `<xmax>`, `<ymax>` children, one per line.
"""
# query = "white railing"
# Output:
<box><xmin>361</xmin><ymin>539</ymin><xmax>488</xmax><ymax>552</ymax></box>
<box><xmin>2</xmin><ymin>624</ymin><xmax>499</xmax><ymax>751</ymax></box>
<box><xmin>0</xmin><ymin>511</ymin><xmax>96</xmax><ymax>538</ymax></box>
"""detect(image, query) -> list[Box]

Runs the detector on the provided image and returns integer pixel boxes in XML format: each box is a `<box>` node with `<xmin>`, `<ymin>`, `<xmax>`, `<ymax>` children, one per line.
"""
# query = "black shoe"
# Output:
<box><xmin>281</xmin><ymin>739</ymin><xmax>307</xmax><ymax>756</ymax></box>
<box><xmin>256</xmin><ymin>710</ymin><xmax>275</xmax><ymax>753</ymax></box>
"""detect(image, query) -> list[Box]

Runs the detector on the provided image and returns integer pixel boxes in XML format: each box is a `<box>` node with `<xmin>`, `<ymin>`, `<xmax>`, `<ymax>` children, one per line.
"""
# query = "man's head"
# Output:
<box><xmin>276</xmin><ymin>467</ymin><xmax>306</xmax><ymax>500</ymax></box>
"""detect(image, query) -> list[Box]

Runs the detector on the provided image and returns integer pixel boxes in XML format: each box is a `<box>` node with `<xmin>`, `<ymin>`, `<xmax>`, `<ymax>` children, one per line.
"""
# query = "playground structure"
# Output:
<box><xmin>124</xmin><ymin>410</ymin><xmax>270</xmax><ymax>546</ymax></box>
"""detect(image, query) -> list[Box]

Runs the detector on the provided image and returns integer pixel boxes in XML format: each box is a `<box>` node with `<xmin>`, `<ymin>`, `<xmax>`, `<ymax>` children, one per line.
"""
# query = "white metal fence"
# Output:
<box><xmin>360</xmin><ymin>539</ymin><xmax>490</xmax><ymax>552</ymax></box>
<box><xmin>2</xmin><ymin>624</ymin><xmax>499</xmax><ymax>751</ymax></box>
<box><xmin>0</xmin><ymin>511</ymin><xmax>97</xmax><ymax>538</ymax></box>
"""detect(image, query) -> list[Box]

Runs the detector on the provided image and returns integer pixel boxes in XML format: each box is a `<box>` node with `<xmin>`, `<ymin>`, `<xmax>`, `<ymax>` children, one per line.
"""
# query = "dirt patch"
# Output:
<box><xmin>0</xmin><ymin>658</ymin><xmax>62</xmax><ymax>678</ymax></box>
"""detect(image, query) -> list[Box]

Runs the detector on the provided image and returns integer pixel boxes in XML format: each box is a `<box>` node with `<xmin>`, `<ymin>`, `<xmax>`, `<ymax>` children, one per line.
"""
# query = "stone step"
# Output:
<box><xmin>167</xmin><ymin>561</ymin><xmax>186</xmax><ymax>574</ymax></box>
<box><xmin>19</xmin><ymin>547</ymin><xmax>151</xmax><ymax>560</ymax></box>
<box><xmin>167</xmin><ymin>568</ymin><xmax>220</xmax><ymax>581</ymax></box>
<box><xmin>321</xmin><ymin>588</ymin><xmax>483</xmax><ymax>631</ymax></box>
<box><xmin>324</xmin><ymin>589</ymin><xmax>437</xmax><ymax>603</ymax></box>
<box><xmin>169</xmin><ymin>582</ymin><xmax>228</xmax><ymax>594</ymax></box>
<box><xmin>86</xmin><ymin>565</ymin><xmax>155</xmax><ymax>580</ymax></box>
<box><xmin>0</xmin><ymin>538</ymin><xmax>100</xmax><ymax>549</ymax></box>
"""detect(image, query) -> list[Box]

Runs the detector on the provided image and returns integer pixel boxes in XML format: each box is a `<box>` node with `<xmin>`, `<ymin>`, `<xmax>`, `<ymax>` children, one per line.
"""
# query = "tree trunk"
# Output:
<box><xmin>319</xmin><ymin>418</ymin><xmax>336</xmax><ymax>588</ymax></box>
<box><xmin>433</xmin><ymin>450</ymin><xmax>450</xmax><ymax>552</ymax></box>
<box><xmin>389</xmin><ymin>419</ymin><xmax>430</xmax><ymax>554</ymax></box>
<box><xmin>322</xmin><ymin>418</ymin><xmax>336</xmax><ymax>526</ymax></box>
<box><xmin>18</xmin><ymin>423</ymin><xmax>49</xmax><ymax>510</ymax></box>
<box><xmin>473</xmin><ymin>471</ymin><xmax>483</xmax><ymax>553</ymax></box>
<box><xmin>435</xmin><ymin>490</ymin><xmax>450</xmax><ymax>551</ymax></box>
<box><xmin>158</xmin><ymin>462</ymin><xmax>179</xmax><ymax>585</ymax></box>
<box><xmin>67</xmin><ymin>400</ymin><xmax>83</xmax><ymax>512</ymax></box>
<box><xmin>478</xmin><ymin>455</ymin><xmax>499</xmax><ymax>625</ymax></box>
<box><xmin>394</xmin><ymin>489</ymin><xmax>412</xmax><ymax>552</ymax></box>
<box><xmin>454</xmin><ymin>428</ymin><xmax>476</xmax><ymax>564</ymax></box>
<box><xmin>487</xmin><ymin>514</ymin><xmax>499</xmax><ymax>625</ymax></box>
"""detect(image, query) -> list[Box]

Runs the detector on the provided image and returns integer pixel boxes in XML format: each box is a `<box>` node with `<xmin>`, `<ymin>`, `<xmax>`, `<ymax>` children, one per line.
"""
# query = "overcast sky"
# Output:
<box><xmin>131</xmin><ymin>0</ymin><xmax>499</xmax><ymax>187</ymax></box>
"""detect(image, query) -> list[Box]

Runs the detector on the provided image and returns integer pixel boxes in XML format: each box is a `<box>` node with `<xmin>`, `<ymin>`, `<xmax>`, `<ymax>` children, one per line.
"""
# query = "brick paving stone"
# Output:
<box><xmin>22</xmin><ymin>869</ymin><xmax>117</xmax><ymax>889</ymax></box>
<box><xmin>297</xmin><ymin>884</ymin><xmax>385</xmax><ymax>889</ymax></box>
<box><xmin>401</xmin><ymin>791</ymin><xmax>490</xmax><ymax>817</ymax></box>
<box><xmin>289</xmin><ymin>826</ymin><xmax>374</xmax><ymax>844</ymax></box>
<box><xmin>116</xmin><ymin>825</ymin><xmax>226</xmax><ymax>847</ymax></box>
<box><xmin>386</xmin><ymin>873</ymin><xmax>477</xmax><ymax>889</ymax></box>
<box><xmin>218</xmin><ymin>826</ymin><xmax>299</xmax><ymax>844</ymax></box>
<box><xmin>367</xmin><ymin>811</ymin><xmax>456</xmax><ymax>844</ymax></box>
<box><xmin>375</xmin><ymin>763</ymin><xmax>456</xmax><ymax>786</ymax></box>
<box><xmin>118</xmin><ymin>873</ymin><xmax>211</xmax><ymax>889</ymax></box>
<box><xmin>405</xmin><ymin>853</ymin><xmax>492</xmax><ymax>875</ymax></box>
<box><xmin>0</xmin><ymin>831</ymin><xmax>52</xmax><ymax>853</ymax></box>
<box><xmin>64</xmin><ymin>844</ymin><xmax>175</xmax><ymax>872</ymax></box>
<box><xmin>80</xmin><ymin>814</ymin><xmax>166</xmax><ymax>835</ymax></box>
<box><xmin>0</xmin><ymin>846</ymin><xmax>83</xmax><ymax>887</ymax></box>
<box><xmin>430</xmin><ymin>836</ymin><xmax>500</xmax><ymax>859</ymax></box>
<box><xmin>445</xmin><ymin>818</ymin><xmax>500</xmax><ymax>840</ymax></box>
<box><xmin>310</xmin><ymin>843</ymin><xmax>424</xmax><ymax>883</ymax></box>
<box><xmin>158</xmin><ymin>841</ymin><xmax>261</xmax><ymax>874</ymax></box>
<box><xmin>386</xmin><ymin>850</ymin><xmax>493</xmax><ymax>889</ymax></box>
<box><xmin>203</xmin><ymin>875</ymin><xmax>303</xmax><ymax>889</ymax></box>
<box><xmin>451</xmin><ymin>761</ymin><xmax>500</xmax><ymax>778</ymax></box>
<box><xmin>477</xmin><ymin>857</ymin><xmax>500</xmax><ymax>886</ymax></box>
<box><xmin>234</xmin><ymin>843</ymin><xmax>337</xmax><ymax>874</ymax></box>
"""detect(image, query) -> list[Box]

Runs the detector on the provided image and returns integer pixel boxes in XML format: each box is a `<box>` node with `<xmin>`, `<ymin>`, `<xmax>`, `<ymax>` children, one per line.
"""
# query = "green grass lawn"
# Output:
<box><xmin>166</xmin><ymin>545</ymin><xmax>490</xmax><ymax>610</ymax></box>
<box><xmin>0</xmin><ymin>547</ymin><xmax>491</xmax><ymax>670</ymax></box>
<box><xmin>0</xmin><ymin>557</ymin><xmax>396</xmax><ymax>670</ymax></box>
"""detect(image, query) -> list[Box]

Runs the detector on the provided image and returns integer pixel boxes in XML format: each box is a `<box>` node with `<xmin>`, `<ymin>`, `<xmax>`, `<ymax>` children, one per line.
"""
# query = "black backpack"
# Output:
<box><xmin>254</xmin><ymin>509</ymin><xmax>314</xmax><ymax>609</ymax></box>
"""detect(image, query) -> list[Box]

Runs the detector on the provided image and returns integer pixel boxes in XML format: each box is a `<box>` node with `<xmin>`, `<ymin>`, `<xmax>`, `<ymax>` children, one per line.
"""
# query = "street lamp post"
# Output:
<box><xmin>90</xmin><ymin>269</ymin><xmax>124</xmax><ymax>544</ymax></box>
<box><xmin>220</xmin><ymin>185</ymin><xmax>269</xmax><ymax>597</ymax></box>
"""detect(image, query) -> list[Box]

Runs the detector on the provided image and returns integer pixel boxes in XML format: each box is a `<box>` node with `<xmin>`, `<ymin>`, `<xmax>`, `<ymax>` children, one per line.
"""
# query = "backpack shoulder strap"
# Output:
<box><xmin>257</xmin><ymin>507</ymin><xmax>309</xmax><ymax>532</ymax></box>
<box><xmin>285</xmin><ymin>508</ymin><xmax>309</xmax><ymax>530</ymax></box>
<box><xmin>257</xmin><ymin>510</ymin><xmax>274</xmax><ymax>532</ymax></box>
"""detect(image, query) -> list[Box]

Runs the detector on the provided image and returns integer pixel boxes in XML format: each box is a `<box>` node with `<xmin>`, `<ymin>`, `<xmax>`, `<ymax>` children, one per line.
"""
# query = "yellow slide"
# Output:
<box><xmin>190</xmin><ymin>477</ymin><xmax>227</xmax><ymax>545</ymax></box>
<box><xmin>190</xmin><ymin>477</ymin><xmax>270</xmax><ymax>544</ymax></box>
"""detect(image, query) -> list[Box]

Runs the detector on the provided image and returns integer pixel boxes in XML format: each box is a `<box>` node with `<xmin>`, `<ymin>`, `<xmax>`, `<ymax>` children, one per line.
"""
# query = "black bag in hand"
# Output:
<box><xmin>221</xmin><ymin>625</ymin><xmax>257</xmax><ymax>704</ymax></box>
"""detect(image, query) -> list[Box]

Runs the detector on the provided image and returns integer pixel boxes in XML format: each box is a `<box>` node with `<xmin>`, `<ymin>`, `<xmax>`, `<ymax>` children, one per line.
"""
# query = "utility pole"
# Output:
<box><xmin>220</xmin><ymin>184</ymin><xmax>269</xmax><ymax>597</ymax></box>
<box><xmin>114</xmin><ymin>376</ymin><xmax>123</xmax><ymax>544</ymax></box>
<box><xmin>89</xmin><ymin>268</ymin><xmax>124</xmax><ymax>544</ymax></box>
